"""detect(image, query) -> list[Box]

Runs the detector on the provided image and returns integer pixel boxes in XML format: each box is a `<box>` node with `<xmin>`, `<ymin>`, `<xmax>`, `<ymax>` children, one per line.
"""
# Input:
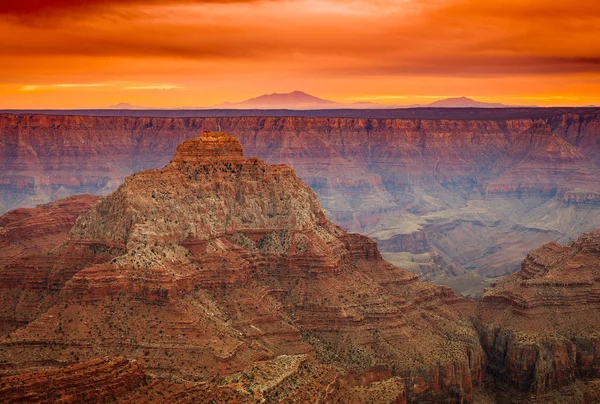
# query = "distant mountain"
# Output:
<box><xmin>216</xmin><ymin>93</ymin><xmax>520</xmax><ymax>110</ymax></box>
<box><xmin>236</xmin><ymin>91</ymin><xmax>336</xmax><ymax>108</ymax></box>
<box><xmin>109</xmin><ymin>102</ymin><xmax>142</xmax><ymax>109</ymax></box>
<box><xmin>426</xmin><ymin>96</ymin><xmax>509</xmax><ymax>108</ymax></box>
<box><xmin>109</xmin><ymin>94</ymin><xmax>524</xmax><ymax>110</ymax></box>
<box><xmin>215</xmin><ymin>91</ymin><xmax>392</xmax><ymax>110</ymax></box>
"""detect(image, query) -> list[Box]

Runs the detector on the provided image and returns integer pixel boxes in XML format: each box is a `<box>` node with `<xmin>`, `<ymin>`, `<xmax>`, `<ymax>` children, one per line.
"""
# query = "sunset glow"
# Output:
<box><xmin>1</xmin><ymin>0</ymin><xmax>599</xmax><ymax>108</ymax></box>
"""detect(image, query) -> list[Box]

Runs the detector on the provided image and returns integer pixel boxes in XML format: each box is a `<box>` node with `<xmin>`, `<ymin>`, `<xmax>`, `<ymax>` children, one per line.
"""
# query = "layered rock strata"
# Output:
<box><xmin>475</xmin><ymin>230</ymin><xmax>600</xmax><ymax>400</ymax></box>
<box><xmin>0</xmin><ymin>194</ymin><xmax>100</xmax><ymax>335</ymax></box>
<box><xmin>2</xmin><ymin>112</ymin><xmax>600</xmax><ymax>294</ymax></box>
<box><xmin>0</xmin><ymin>132</ymin><xmax>486</xmax><ymax>403</ymax></box>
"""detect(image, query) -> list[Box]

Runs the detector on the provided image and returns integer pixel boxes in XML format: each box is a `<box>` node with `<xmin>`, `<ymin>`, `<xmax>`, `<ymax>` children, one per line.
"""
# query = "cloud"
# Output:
<box><xmin>18</xmin><ymin>83</ymin><xmax>106</xmax><ymax>91</ymax></box>
<box><xmin>17</xmin><ymin>82</ymin><xmax>185</xmax><ymax>92</ymax></box>
<box><xmin>1</xmin><ymin>0</ymin><xmax>597</xmax><ymax>76</ymax></box>
<box><xmin>0</xmin><ymin>0</ymin><xmax>599</xmax><ymax>108</ymax></box>
<box><xmin>0</xmin><ymin>0</ymin><xmax>271</xmax><ymax>17</ymax></box>
<box><xmin>125</xmin><ymin>84</ymin><xmax>184</xmax><ymax>90</ymax></box>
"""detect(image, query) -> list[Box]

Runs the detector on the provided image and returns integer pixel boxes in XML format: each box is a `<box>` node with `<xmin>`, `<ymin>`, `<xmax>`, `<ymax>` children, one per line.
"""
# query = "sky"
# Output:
<box><xmin>0</xmin><ymin>0</ymin><xmax>599</xmax><ymax>108</ymax></box>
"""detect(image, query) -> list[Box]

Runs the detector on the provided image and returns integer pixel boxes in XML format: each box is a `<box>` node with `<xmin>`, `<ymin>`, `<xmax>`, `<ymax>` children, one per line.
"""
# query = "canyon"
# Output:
<box><xmin>1</xmin><ymin>109</ymin><xmax>600</xmax><ymax>295</ymax></box>
<box><xmin>0</xmin><ymin>132</ymin><xmax>486</xmax><ymax>402</ymax></box>
<box><xmin>0</xmin><ymin>131</ymin><xmax>598</xmax><ymax>402</ymax></box>
<box><xmin>0</xmin><ymin>132</ymin><xmax>600</xmax><ymax>404</ymax></box>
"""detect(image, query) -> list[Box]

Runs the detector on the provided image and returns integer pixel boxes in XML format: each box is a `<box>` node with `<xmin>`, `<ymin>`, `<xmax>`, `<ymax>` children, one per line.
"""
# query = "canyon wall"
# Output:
<box><xmin>1</xmin><ymin>111</ymin><xmax>600</xmax><ymax>294</ymax></box>
<box><xmin>0</xmin><ymin>194</ymin><xmax>101</xmax><ymax>335</ymax></box>
<box><xmin>1</xmin><ymin>132</ymin><xmax>599</xmax><ymax>402</ymax></box>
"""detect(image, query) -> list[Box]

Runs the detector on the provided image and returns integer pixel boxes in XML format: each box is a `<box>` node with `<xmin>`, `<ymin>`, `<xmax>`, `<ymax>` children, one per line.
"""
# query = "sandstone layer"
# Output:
<box><xmin>0</xmin><ymin>132</ymin><xmax>486</xmax><ymax>403</ymax></box>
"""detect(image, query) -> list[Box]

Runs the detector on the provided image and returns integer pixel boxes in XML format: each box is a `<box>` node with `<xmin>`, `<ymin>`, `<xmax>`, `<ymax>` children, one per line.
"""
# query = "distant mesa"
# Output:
<box><xmin>235</xmin><ymin>90</ymin><xmax>336</xmax><ymax>107</ymax></box>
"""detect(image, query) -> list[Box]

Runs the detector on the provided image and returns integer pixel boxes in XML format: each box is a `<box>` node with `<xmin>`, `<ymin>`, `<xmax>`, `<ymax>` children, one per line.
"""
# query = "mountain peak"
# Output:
<box><xmin>428</xmin><ymin>96</ymin><xmax>507</xmax><ymax>108</ymax></box>
<box><xmin>169</xmin><ymin>131</ymin><xmax>245</xmax><ymax>167</ymax></box>
<box><xmin>109</xmin><ymin>102</ymin><xmax>139</xmax><ymax>109</ymax></box>
<box><xmin>215</xmin><ymin>90</ymin><xmax>338</xmax><ymax>109</ymax></box>
<box><xmin>242</xmin><ymin>90</ymin><xmax>335</xmax><ymax>104</ymax></box>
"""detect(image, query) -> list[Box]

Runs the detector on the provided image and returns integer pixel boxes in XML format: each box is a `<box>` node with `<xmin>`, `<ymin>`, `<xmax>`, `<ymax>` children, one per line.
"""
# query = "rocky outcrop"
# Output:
<box><xmin>169</xmin><ymin>132</ymin><xmax>245</xmax><ymax>166</ymax></box>
<box><xmin>0</xmin><ymin>194</ymin><xmax>99</xmax><ymax>263</ymax></box>
<box><xmin>0</xmin><ymin>132</ymin><xmax>486</xmax><ymax>403</ymax></box>
<box><xmin>475</xmin><ymin>230</ymin><xmax>600</xmax><ymax>399</ymax></box>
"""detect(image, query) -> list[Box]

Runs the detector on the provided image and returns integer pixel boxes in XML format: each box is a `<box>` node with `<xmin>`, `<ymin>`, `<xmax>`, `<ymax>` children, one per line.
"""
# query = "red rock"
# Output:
<box><xmin>475</xmin><ymin>230</ymin><xmax>600</xmax><ymax>397</ymax></box>
<box><xmin>2</xmin><ymin>113</ymin><xmax>600</xmax><ymax>290</ymax></box>
<box><xmin>0</xmin><ymin>132</ymin><xmax>485</xmax><ymax>403</ymax></box>
<box><xmin>168</xmin><ymin>131</ymin><xmax>245</xmax><ymax>167</ymax></box>
<box><xmin>0</xmin><ymin>357</ymin><xmax>149</xmax><ymax>403</ymax></box>
<box><xmin>0</xmin><ymin>194</ymin><xmax>100</xmax><ymax>335</ymax></box>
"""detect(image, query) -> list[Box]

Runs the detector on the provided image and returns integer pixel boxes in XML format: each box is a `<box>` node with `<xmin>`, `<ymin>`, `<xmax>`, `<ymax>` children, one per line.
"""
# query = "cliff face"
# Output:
<box><xmin>0</xmin><ymin>132</ymin><xmax>486</xmax><ymax>403</ymax></box>
<box><xmin>475</xmin><ymin>230</ymin><xmax>600</xmax><ymax>400</ymax></box>
<box><xmin>2</xmin><ymin>113</ymin><xmax>599</xmax><ymax>213</ymax></box>
<box><xmin>2</xmin><ymin>112</ymin><xmax>600</xmax><ymax>294</ymax></box>
<box><xmin>0</xmin><ymin>194</ymin><xmax>99</xmax><ymax>266</ymax></box>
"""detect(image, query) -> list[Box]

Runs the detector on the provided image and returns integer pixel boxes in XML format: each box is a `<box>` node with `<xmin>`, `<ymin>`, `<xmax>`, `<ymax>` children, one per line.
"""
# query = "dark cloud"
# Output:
<box><xmin>0</xmin><ymin>0</ymin><xmax>599</xmax><ymax>79</ymax></box>
<box><xmin>0</xmin><ymin>0</ymin><xmax>266</xmax><ymax>17</ymax></box>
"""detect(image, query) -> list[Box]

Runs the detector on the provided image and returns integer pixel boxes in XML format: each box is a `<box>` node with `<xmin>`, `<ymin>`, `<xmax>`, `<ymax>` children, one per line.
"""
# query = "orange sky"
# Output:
<box><xmin>0</xmin><ymin>0</ymin><xmax>599</xmax><ymax>108</ymax></box>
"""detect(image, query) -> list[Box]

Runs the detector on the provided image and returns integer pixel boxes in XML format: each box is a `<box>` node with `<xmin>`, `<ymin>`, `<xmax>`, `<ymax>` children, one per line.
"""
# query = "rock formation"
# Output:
<box><xmin>0</xmin><ymin>194</ymin><xmax>100</xmax><ymax>335</ymax></box>
<box><xmin>475</xmin><ymin>230</ymin><xmax>600</xmax><ymax>402</ymax></box>
<box><xmin>0</xmin><ymin>132</ymin><xmax>486</xmax><ymax>403</ymax></box>
<box><xmin>1</xmin><ymin>112</ymin><xmax>600</xmax><ymax>295</ymax></box>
